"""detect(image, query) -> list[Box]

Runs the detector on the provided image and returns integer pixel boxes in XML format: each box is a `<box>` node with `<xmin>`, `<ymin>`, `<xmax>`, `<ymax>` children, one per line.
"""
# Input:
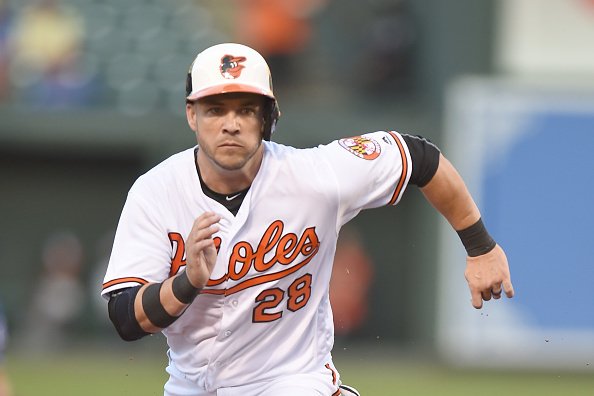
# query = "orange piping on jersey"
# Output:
<box><xmin>332</xmin><ymin>389</ymin><xmax>341</xmax><ymax>396</ymax></box>
<box><xmin>102</xmin><ymin>277</ymin><xmax>149</xmax><ymax>290</ymax></box>
<box><xmin>388</xmin><ymin>131</ymin><xmax>409</xmax><ymax>205</ymax></box>
<box><xmin>325</xmin><ymin>363</ymin><xmax>337</xmax><ymax>385</ymax></box>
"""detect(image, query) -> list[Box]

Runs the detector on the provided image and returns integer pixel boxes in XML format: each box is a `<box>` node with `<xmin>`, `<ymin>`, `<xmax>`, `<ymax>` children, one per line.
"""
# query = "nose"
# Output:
<box><xmin>222</xmin><ymin>112</ymin><xmax>240</xmax><ymax>134</ymax></box>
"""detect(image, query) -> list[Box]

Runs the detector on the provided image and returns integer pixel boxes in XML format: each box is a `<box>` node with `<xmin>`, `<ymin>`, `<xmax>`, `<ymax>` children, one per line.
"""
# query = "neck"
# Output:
<box><xmin>196</xmin><ymin>149</ymin><xmax>263</xmax><ymax>195</ymax></box>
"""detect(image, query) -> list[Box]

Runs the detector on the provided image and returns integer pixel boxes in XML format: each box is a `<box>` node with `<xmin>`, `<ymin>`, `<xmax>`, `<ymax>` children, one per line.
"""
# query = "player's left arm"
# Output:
<box><xmin>419</xmin><ymin>153</ymin><xmax>514</xmax><ymax>309</ymax></box>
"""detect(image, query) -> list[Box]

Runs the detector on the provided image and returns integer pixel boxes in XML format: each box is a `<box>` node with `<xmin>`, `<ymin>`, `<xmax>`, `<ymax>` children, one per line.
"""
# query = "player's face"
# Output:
<box><xmin>187</xmin><ymin>92</ymin><xmax>266</xmax><ymax>172</ymax></box>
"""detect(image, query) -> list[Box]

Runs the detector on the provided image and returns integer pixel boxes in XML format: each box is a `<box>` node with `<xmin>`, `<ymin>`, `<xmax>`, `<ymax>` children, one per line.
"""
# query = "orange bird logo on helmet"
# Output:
<box><xmin>220</xmin><ymin>55</ymin><xmax>247</xmax><ymax>79</ymax></box>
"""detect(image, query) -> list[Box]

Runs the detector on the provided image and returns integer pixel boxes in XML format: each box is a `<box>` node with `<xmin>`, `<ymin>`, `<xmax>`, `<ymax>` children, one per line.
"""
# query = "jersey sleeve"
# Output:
<box><xmin>101</xmin><ymin>182</ymin><xmax>173</xmax><ymax>298</ymax></box>
<box><xmin>319</xmin><ymin>130</ymin><xmax>412</xmax><ymax>225</ymax></box>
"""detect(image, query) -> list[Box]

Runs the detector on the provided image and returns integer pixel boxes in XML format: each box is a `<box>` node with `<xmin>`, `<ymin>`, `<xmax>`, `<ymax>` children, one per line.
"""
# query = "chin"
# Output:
<box><xmin>215</xmin><ymin>157</ymin><xmax>248</xmax><ymax>171</ymax></box>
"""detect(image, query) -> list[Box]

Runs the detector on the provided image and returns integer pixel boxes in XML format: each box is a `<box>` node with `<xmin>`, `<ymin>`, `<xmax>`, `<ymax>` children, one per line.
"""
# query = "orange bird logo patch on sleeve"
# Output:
<box><xmin>338</xmin><ymin>136</ymin><xmax>381</xmax><ymax>160</ymax></box>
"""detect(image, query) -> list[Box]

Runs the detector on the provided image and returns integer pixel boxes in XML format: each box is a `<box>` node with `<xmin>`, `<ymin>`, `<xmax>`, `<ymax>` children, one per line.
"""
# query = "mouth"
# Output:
<box><xmin>219</xmin><ymin>141</ymin><xmax>242</xmax><ymax>148</ymax></box>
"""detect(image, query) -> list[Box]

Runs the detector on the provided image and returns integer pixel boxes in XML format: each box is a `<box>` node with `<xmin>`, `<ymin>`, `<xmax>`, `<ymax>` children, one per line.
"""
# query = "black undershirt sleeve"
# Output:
<box><xmin>400</xmin><ymin>134</ymin><xmax>441</xmax><ymax>187</ymax></box>
<box><xmin>107</xmin><ymin>286</ymin><xmax>150</xmax><ymax>341</ymax></box>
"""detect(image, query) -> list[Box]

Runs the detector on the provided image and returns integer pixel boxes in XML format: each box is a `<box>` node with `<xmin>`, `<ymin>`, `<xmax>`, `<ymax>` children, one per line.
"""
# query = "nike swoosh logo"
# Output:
<box><xmin>225</xmin><ymin>193</ymin><xmax>241</xmax><ymax>201</ymax></box>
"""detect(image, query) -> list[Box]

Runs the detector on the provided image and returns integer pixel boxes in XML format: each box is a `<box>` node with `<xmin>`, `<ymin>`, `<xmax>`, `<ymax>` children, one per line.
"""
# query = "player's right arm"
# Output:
<box><xmin>108</xmin><ymin>212</ymin><xmax>220</xmax><ymax>340</ymax></box>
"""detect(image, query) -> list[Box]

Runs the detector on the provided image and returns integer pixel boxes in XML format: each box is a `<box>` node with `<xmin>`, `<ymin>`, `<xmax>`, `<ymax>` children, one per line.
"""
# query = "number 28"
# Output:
<box><xmin>252</xmin><ymin>273</ymin><xmax>312</xmax><ymax>323</ymax></box>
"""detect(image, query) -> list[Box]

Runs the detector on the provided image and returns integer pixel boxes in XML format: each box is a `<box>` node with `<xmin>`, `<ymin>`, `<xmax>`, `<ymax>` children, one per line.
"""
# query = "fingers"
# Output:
<box><xmin>471</xmin><ymin>280</ymin><xmax>513</xmax><ymax>309</ymax></box>
<box><xmin>503</xmin><ymin>279</ymin><xmax>515</xmax><ymax>298</ymax></box>
<box><xmin>472</xmin><ymin>288</ymin><xmax>496</xmax><ymax>309</ymax></box>
<box><xmin>185</xmin><ymin>212</ymin><xmax>221</xmax><ymax>289</ymax></box>
<box><xmin>491</xmin><ymin>284</ymin><xmax>502</xmax><ymax>299</ymax></box>
<box><xmin>470</xmin><ymin>280</ymin><xmax>514</xmax><ymax>309</ymax></box>
<box><xmin>465</xmin><ymin>244</ymin><xmax>515</xmax><ymax>309</ymax></box>
<box><xmin>490</xmin><ymin>277</ymin><xmax>514</xmax><ymax>300</ymax></box>
<box><xmin>481</xmin><ymin>290</ymin><xmax>492</xmax><ymax>301</ymax></box>
<box><xmin>190</xmin><ymin>212</ymin><xmax>221</xmax><ymax>239</ymax></box>
<box><xmin>192</xmin><ymin>238</ymin><xmax>217</xmax><ymax>253</ymax></box>
<box><xmin>186</xmin><ymin>212</ymin><xmax>221</xmax><ymax>262</ymax></box>
<box><xmin>471</xmin><ymin>290</ymin><xmax>483</xmax><ymax>309</ymax></box>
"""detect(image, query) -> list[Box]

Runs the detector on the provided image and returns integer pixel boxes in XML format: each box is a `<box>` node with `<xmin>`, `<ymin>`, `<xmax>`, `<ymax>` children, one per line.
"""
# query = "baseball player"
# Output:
<box><xmin>102</xmin><ymin>43</ymin><xmax>514</xmax><ymax>396</ymax></box>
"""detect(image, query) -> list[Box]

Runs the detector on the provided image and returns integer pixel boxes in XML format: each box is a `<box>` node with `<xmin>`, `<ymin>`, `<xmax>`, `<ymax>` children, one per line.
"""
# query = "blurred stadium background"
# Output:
<box><xmin>0</xmin><ymin>0</ymin><xmax>593</xmax><ymax>395</ymax></box>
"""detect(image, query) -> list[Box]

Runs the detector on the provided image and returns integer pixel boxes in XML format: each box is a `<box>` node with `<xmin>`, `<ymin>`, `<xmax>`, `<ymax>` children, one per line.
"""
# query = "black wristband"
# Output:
<box><xmin>456</xmin><ymin>218</ymin><xmax>496</xmax><ymax>257</ymax></box>
<box><xmin>142</xmin><ymin>283</ymin><xmax>178</xmax><ymax>329</ymax></box>
<box><xmin>172</xmin><ymin>270</ymin><xmax>201</xmax><ymax>304</ymax></box>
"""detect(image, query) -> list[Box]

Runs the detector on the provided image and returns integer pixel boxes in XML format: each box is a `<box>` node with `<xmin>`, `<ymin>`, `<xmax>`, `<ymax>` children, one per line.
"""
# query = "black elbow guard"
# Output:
<box><xmin>401</xmin><ymin>134</ymin><xmax>440</xmax><ymax>187</ymax></box>
<box><xmin>108</xmin><ymin>286</ymin><xmax>150</xmax><ymax>341</ymax></box>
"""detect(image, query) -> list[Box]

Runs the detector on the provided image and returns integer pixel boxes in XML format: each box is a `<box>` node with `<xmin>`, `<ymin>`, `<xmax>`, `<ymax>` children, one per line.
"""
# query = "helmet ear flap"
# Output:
<box><xmin>263</xmin><ymin>98</ymin><xmax>280</xmax><ymax>141</ymax></box>
<box><xmin>185</xmin><ymin>72</ymin><xmax>193</xmax><ymax>100</ymax></box>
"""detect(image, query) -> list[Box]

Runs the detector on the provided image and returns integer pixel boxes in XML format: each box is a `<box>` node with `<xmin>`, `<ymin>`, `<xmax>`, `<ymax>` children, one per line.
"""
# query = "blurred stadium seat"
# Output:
<box><xmin>5</xmin><ymin>0</ymin><xmax>231</xmax><ymax>114</ymax></box>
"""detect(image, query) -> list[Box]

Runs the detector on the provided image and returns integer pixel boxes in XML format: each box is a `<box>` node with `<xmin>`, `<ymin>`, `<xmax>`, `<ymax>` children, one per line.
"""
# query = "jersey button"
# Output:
<box><xmin>231</xmin><ymin>300</ymin><xmax>238</xmax><ymax>307</ymax></box>
<box><xmin>224</xmin><ymin>330</ymin><xmax>232</xmax><ymax>337</ymax></box>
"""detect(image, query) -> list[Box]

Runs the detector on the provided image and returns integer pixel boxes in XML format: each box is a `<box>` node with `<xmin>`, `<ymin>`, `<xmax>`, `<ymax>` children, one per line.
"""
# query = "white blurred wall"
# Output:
<box><xmin>496</xmin><ymin>0</ymin><xmax>594</xmax><ymax>75</ymax></box>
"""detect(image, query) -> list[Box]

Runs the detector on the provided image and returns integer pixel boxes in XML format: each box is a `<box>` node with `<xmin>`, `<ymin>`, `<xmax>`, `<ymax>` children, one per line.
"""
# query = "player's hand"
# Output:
<box><xmin>464</xmin><ymin>244</ymin><xmax>514</xmax><ymax>309</ymax></box>
<box><xmin>185</xmin><ymin>212</ymin><xmax>221</xmax><ymax>289</ymax></box>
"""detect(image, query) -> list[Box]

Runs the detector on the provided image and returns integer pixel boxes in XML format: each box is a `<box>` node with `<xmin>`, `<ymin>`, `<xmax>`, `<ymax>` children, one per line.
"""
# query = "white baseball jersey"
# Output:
<box><xmin>102</xmin><ymin>130</ymin><xmax>412</xmax><ymax>393</ymax></box>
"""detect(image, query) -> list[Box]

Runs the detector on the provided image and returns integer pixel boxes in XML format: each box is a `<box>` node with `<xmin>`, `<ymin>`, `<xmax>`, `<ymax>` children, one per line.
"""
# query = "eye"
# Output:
<box><xmin>240</xmin><ymin>106</ymin><xmax>258</xmax><ymax>116</ymax></box>
<box><xmin>206</xmin><ymin>107</ymin><xmax>224</xmax><ymax>115</ymax></box>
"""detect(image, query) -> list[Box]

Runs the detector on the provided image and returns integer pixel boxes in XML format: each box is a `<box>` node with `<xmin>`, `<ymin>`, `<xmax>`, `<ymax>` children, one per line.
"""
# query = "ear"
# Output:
<box><xmin>186</xmin><ymin>102</ymin><xmax>198</xmax><ymax>132</ymax></box>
